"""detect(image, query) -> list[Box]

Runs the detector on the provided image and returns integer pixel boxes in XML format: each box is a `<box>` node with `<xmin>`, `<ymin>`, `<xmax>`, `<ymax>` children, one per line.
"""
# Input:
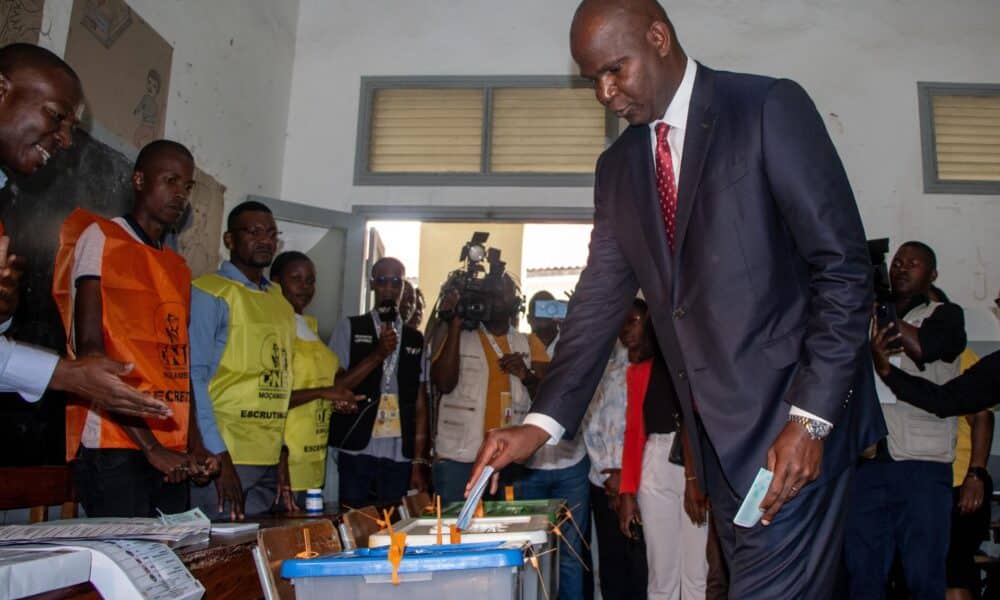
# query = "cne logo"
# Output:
<box><xmin>314</xmin><ymin>403</ymin><xmax>331</xmax><ymax>436</ymax></box>
<box><xmin>258</xmin><ymin>333</ymin><xmax>290</xmax><ymax>396</ymax></box>
<box><xmin>154</xmin><ymin>302</ymin><xmax>188</xmax><ymax>377</ymax></box>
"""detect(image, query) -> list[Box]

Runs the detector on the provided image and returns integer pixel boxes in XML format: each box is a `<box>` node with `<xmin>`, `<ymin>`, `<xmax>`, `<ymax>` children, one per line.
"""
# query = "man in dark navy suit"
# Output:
<box><xmin>466</xmin><ymin>1</ymin><xmax>885</xmax><ymax>597</ymax></box>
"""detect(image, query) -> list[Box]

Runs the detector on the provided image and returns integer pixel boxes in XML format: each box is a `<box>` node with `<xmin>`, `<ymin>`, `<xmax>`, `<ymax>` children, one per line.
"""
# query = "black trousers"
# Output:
<box><xmin>71</xmin><ymin>447</ymin><xmax>188</xmax><ymax>518</ymax></box>
<box><xmin>589</xmin><ymin>483</ymin><xmax>648</xmax><ymax>600</ymax></box>
<box><xmin>337</xmin><ymin>451</ymin><xmax>411</xmax><ymax>508</ymax></box>
<box><xmin>699</xmin><ymin>424</ymin><xmax>853</xmax><ymax>600</ymax></box>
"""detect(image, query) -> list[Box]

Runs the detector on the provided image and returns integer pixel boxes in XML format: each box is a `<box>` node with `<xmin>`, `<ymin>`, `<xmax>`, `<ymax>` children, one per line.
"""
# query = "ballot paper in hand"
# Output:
<box><xmin>733</xmin><ymin>467</ymin><xmax>774</xmax><ymax>528</ymax></box>
<box><xmin>456</xmin><ymin>465</ymin><xmax>495</xmax><ymax>531</ymax></box>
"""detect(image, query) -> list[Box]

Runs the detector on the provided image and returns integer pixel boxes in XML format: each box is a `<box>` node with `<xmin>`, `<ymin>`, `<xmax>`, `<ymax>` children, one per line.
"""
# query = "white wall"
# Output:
<box><xmin>39</xmin><ymin>0</ymin><xmax>299</xmax><ymax>211</ymax></box>
<box><xmin>283</xmin><ymin>0</ymin><xmax>1000</xmax><ymax>320</ymax></box>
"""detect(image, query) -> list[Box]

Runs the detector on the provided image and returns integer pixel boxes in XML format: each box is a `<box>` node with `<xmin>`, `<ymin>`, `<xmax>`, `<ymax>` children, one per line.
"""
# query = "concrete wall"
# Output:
<box><xmin>40</xmin><ymin>0</ymin><xmax>299</xmax><ymax>211</ymax></box>
<box><xmin>283</xmin><ymin>0</ymin><xmax>1000</xmax><ymax>327</ymax></box>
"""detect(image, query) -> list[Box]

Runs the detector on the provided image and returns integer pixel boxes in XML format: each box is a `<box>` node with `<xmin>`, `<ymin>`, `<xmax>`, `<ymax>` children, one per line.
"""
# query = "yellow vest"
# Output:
<box><xmin>952</xmin><ymin>349</ymin><xmax>981</xmax><ymax>487</ymax></box>
<box><xmin>193</xmin><ymin>273</ymin><xmax>295</xmax><ymax>465</ymax></box>
<box><xmin>285</xmin><ymin>315</ymin><xmax>339</xmax><ymax>490</ymax></box>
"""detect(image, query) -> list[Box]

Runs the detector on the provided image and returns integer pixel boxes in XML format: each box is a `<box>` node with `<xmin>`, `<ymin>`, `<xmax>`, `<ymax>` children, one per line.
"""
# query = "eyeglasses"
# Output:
<box><xmin>233</xmin><ymin>226</ymin><xmax>281</xmax><ymax>241</ymax></box>
<box><xmin>373</xmin><ymin>275</ymin><xmax>403</xmax><ymax>288</ymax></box>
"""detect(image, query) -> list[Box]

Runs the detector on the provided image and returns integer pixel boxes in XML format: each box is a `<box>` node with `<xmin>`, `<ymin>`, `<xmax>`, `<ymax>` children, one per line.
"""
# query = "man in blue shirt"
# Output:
<box><xmin>0</xmin><ymin>43</ymin><xmax>168</xmax><ymax>418</ymax></box>
<box><xmin>189</xmin><ymin>200</ymin><xmax>296</xmax><ymax>520</ymax></box>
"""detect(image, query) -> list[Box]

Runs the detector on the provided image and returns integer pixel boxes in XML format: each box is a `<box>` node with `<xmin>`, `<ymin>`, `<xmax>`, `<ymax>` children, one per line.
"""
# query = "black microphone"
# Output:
<box><xmin>376</xmin><ymin>299</ymin><xmax>398</xmax><ymax>325</ymax></box>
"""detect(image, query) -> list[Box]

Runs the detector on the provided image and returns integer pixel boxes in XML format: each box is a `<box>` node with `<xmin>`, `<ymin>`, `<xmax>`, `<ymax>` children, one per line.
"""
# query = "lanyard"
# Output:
<box><xmin>478</xmin><ymin>323</ymin><xmax>513</xmax><ymax>359</ymax></box>
<box><xmin>372</xmin><ymin>312</ymin><xmax>401</xmax><ymax>394</ymax></box>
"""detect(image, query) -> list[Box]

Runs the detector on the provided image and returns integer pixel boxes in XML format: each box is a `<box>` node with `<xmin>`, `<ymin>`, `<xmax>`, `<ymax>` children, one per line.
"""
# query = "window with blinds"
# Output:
<box><xmin>369</xmin><ymin>88</ymin><xmax>484</xmax><ymax>173</ymax></box>
<box><xmin>490</xmin><ymin>88</ymin><xmax>607</xmax><ymax>173</ymax></box>
<box><xmin>919</xmin><ymin>83</ymin><xmax>1000</xmax><ymax>193</ymax></box>
<box><xmin>355</xmin><ymin>77</ymin><xmax>615</xmax><ymax>186</ymax></box>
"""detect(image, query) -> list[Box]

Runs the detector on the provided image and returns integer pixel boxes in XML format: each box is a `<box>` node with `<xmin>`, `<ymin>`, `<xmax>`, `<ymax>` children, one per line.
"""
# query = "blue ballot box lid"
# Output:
<box><xmin>280</xmin><ymin>542</ymin><xmax>523</xmax><ymax>579</ymax></box>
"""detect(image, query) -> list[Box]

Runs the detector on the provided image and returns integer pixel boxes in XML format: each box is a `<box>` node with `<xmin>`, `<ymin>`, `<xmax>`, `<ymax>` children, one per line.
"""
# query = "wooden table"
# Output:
<box><xmin>27</xmin><ymin>513</ymin><xmax>343</xmax><ymax>600</ymax></box>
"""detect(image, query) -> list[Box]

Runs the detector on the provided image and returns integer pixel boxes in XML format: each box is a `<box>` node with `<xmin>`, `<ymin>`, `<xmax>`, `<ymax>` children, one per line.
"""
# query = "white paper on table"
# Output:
<box><xmin>210</xmin><ymin>522</ymin><xmax>259</xmax><ymax>536</ymax></box>
<box><xmin>0</xmin><ymin>546</ymin><xmax>91</xmax><ymax>599</ymax></box>
<box><xmin>34</xmin><ymin>540</ymin><xmax>204</xmax><ymax>600</ymax></box>
<box><xmin>0</xmin><ymin>518</ymin><xmax>208</xmax><ymax>548</ymax></box>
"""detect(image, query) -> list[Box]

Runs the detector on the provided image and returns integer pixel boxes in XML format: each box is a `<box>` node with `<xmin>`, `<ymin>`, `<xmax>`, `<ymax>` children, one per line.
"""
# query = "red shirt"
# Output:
<box><xmin>620</xmin><ymin>358</ymin><xmax>653</xmax><ymax>495</ymax></box>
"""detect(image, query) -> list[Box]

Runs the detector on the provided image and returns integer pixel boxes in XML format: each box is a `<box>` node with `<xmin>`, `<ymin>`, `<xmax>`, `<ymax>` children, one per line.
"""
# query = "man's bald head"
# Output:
<box><xmin>570</xmin><ymin>0</ymin><xmax>684</xmax><ymax>126</ymax></box>
<box><xmin>572</xmin><ymin>0</ymin><xmax>669</xmax><ymax>35</ymax></box>
<box><xmin>0</xmin><ymin>44</ymin><xmax>84</xmax><ymax>175</ymax></box>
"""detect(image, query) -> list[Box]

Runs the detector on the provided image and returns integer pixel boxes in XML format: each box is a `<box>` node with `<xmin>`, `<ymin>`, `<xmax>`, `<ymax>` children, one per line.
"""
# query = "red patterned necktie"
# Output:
<box><xmin>654</xmin><ymin>122</ymin><xmax>678</xmax><ymax>252</ymax></box>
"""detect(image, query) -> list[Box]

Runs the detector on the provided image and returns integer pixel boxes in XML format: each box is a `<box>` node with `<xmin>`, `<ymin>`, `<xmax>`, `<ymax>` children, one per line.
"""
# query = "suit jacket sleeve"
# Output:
<box><xmin>762</xmin><ymin>79</ymin><xmax>873</xmax><ymax>425</ymax></box>
<box><xmin>530</xmin><ymin>154</ymin><xmax>640</xmax><ymax>438</ymax></box>
<box><xmin>883</xmin><ymin>351</ymin><xmax>1000</xmax><ymax>418</ymax></box>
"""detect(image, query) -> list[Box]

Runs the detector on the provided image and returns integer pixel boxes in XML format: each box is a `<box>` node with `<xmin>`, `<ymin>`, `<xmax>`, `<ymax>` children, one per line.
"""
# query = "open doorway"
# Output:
<box><xmin>366</xmin><ymin>220</ymin><xmax>594</xmax><ymax>332</ymax></box>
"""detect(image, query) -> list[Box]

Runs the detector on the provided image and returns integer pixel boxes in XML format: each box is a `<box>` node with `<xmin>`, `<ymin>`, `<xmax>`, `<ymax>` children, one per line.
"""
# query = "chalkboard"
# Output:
<box><xmin>0</xmin><ymin>128</ymin><xmax>134</xmax><ymax>465</ymax></box>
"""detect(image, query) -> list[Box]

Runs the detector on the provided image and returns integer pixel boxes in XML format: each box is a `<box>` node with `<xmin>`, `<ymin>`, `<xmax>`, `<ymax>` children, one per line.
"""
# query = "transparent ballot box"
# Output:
<box><xmin>368</xmin><ymin>515</ymin><xmax>556</xmax><ymax>600</ymax></box>
<box><xmin>281</xmin><ymin>542</ymin><xmax>523</xmax><ymax>600</ymax></box>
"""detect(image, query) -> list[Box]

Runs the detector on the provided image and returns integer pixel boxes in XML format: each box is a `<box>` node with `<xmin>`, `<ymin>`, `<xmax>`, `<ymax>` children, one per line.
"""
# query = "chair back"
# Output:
<box><xmin>0</xmin><ymin>465</ymin><xmax>77</xmax><ymax>522</ymax></box>
<box><xmin>255</xmin><ymin>519</ymin><xmax>340</xmax><ymax>600</ymax></box>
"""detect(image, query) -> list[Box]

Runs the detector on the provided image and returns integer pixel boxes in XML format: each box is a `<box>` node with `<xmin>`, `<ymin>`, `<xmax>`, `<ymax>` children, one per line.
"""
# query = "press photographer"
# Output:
<box><xmin>429</xmin><ymin>234</ymin><xmax>549</xmax><ymax>502</ymax></box>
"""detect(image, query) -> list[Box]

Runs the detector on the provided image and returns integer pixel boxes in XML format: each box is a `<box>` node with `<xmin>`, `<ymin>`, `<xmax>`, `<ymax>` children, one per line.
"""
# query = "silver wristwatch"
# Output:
<box><xmin>788</xmin><ymin>415</ymin><xmax>832</xmax><ymax>440</ymax></box>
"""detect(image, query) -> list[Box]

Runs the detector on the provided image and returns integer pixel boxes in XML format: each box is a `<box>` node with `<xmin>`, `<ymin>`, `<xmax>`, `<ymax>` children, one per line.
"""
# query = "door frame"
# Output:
<box><xmin>249</xmin><ymin>195</ymin><xmax>367</xmax><ymax>321</ymax></box>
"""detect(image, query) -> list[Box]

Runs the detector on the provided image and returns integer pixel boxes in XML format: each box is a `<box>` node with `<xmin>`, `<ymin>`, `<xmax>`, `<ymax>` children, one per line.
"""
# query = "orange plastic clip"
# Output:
<box><xmin>388</xmin><ymin>531</ymin><xmax>407</xmax><ymax>585</ymax></box>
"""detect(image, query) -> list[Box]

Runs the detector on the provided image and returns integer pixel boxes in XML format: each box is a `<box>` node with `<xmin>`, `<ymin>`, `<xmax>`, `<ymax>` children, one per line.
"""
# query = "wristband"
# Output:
<box><xmin>967</xmin><ymin>466</ymin><xmax>990</xmax><ymax>482</ymax></box>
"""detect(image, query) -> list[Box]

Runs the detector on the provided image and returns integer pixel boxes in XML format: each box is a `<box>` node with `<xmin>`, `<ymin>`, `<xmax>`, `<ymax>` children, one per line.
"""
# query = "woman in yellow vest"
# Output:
<box><xmin>271</xmin><ymin>251</ymin><xmax>361</xmax><ymax>508</ymax></box>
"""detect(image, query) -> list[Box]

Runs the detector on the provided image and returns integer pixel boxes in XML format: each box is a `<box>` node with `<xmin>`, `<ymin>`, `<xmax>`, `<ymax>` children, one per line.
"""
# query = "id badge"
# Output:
<box><xmin>500</xmin><ymin>392</ymin><xmax>514</xmax><ymax>427</ymax></box>
<box><xmin>372</xmin><ymin>393</ymin><xmax>402</xmax><ymax>438</ymax></box>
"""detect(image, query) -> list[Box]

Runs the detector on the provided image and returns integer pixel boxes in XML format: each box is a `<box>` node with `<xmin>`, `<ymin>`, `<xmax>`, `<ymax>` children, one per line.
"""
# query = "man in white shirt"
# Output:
<box><xmin>0</xmin><ymin>43</ymin><xmax>169</xmax><ymax>418</ymax></box>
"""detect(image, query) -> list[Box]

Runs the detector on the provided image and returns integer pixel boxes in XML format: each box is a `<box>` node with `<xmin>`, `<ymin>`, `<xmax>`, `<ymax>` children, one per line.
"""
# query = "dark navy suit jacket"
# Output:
<box><xmin>533</xmin><ymin>64</ymin><xmax>887</xmax><ymax>495</ymax></box>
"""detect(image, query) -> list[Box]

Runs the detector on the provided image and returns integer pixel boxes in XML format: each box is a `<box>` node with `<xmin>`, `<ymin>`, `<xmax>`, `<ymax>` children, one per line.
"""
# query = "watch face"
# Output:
<box><xmin>808</xmin><ymin>422</ymin><xmax>831</xmax><ymax>439</ymax></box>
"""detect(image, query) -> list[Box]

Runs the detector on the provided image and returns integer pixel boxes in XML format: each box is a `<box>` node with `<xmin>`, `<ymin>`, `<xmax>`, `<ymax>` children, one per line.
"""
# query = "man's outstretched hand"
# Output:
<box><xmin>464</xmin><ymin>424</ymin><xmax>550</xmax><ymax>497</ymax></box>
<box><xmin>51</xmin><ymin>356</ymin><xmax>171</xmax><ymax>419</ymax></box>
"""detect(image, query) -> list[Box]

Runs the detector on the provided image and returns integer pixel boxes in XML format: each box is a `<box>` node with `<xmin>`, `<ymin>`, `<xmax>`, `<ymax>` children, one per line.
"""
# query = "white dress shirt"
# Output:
<box><xmin>525</xmin><ymin>57</ymin><xmax>830</xmax><ymax>445</ymax></box>
<box><xmin>0</xmin><ymin>170</ymin><xmax>60</xmax><ymax>402</ymax></box>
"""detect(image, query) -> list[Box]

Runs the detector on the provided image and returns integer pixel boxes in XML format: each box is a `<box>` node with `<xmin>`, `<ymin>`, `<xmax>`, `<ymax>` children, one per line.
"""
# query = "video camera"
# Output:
<box><xmin>437</xmin><ymin>232</ymin><xmax>517</xmax><ymax>330</ymax></box>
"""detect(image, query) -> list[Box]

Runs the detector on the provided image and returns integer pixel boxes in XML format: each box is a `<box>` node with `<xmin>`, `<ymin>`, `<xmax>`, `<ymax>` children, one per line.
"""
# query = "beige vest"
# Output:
<box><xmin>435</xmin><ymin>328</ymin><xmax>532</xmax><ymax>463</ymax></box>
<box><xmin>881</xmin><ymin>301</ymin><xmax>962</xmax><ymax>463</ymax></box>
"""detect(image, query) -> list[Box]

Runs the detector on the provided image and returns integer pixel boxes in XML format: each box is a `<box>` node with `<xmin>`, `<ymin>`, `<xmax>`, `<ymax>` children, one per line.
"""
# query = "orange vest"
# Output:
<box><xmin>53</xmin><ymin>209</ymin><xmax>192</xmax><ymax>461</ymax></box>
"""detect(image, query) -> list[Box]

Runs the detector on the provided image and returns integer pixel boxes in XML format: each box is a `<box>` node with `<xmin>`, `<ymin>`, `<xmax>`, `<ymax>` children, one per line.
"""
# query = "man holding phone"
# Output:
<box><xmin>845</xmin><ymin>241</ymin><xmax>967</xmax><ymax>598</ymax></box>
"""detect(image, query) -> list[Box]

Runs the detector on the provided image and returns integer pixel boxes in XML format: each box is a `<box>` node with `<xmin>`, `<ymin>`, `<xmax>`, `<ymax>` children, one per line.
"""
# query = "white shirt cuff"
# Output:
<box><xmin>522</xmin><ymin>412</ymin><xmax>565</xmax><ymax>446</ymax></box>
<box><xmin>4</xmin><ymin>342</ymin><xmax>59</xmax><ymax>403</ymax></box>
<box><xmin>789</xmin><ymin>405</ymin><xmax>833</xmax><ymax>428</ymax></box>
